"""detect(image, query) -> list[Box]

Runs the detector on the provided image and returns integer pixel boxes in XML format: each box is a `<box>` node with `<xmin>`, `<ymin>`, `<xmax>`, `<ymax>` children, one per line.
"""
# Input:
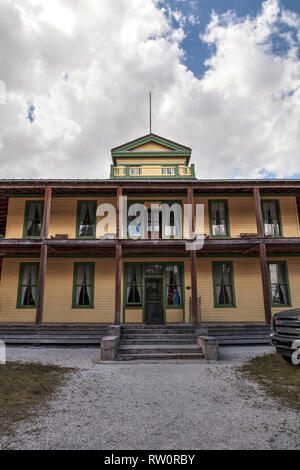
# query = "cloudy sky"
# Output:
<box><xmin>0</xmin><ymin>0</ymin><xmax>300</xmax><ymax>180</ymax></box>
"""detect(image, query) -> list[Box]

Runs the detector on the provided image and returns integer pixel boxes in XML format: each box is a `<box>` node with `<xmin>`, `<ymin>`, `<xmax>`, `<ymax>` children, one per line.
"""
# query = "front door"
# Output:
<box><xmin>145</xmin><ymin>278</ymin><xmax>164</xmax><ymax>324</ymax></box>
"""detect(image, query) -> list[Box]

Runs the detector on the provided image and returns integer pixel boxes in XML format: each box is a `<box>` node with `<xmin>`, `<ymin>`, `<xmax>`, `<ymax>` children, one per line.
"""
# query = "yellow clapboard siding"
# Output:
<box><xmin>197</xmin><ymin>257</ymin><xmax>265</xmax><ymax>322</ymax></box>
<box><xmin>0</xmin><ymin>258</ymin><xmax>36</xmax><ymax>322</ymax></box>
<box><xmin>166</xmin><ymin>309</ymin><xmax>183</xmax><ymax>322</ymax></box>
<box><xmin>0</xmin><ymin>258</ymin><xmax>116</xmax><ymax>323</ymax></box>
<box><xmin>6</xmin><ymin>198</ymin><xmax>43</xmax><ymax>238</ymax></box>
<box><xmin>130</xmin><ymin>143</ymin><xmax>172</xmax><ymax>151</ymax></box>
<box><xmin>261</xmin><ymin>196</ymin><xmax>300</xmax><ymax>237</ymax></box>
<box><xmin>124</xmin><ymin>310</ymin><xmax>143</xmax><ymax>322</ymax></box>
<box><xmin>115</xmin><ymin>157</ymin><xmax>187</xmax><ymax>164</ymax></box>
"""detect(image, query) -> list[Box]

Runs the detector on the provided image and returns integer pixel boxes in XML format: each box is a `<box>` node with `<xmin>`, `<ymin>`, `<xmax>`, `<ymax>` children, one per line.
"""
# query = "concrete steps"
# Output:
<box><xmin>118</xmin><ymin>325</ymin><xmax>204</xmax><ymax>361</ymax></box>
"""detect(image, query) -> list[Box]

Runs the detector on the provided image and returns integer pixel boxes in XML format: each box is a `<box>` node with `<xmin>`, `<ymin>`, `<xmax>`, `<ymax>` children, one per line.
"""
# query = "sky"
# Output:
<box><xmin>0</xmin><ymin>0</ymin><xmax>300</xmax><ymax>180</ymax></box>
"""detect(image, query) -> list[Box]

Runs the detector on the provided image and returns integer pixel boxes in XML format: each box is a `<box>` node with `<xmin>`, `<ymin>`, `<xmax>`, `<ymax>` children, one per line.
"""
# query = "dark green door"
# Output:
<box><xmin>145</xmin><ymin>278</ymin><xmax>164</xmax><ymax>324</ymax></box>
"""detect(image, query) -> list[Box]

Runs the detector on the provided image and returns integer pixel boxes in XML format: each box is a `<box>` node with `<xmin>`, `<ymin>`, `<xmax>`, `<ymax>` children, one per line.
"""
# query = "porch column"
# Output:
<box><xmin>116</xmin><ymin>186</ymin><xmax>123</xmax><ymax>239</ymax></box>
<box><xmin>187</xmin><ymin>187</ymin><xmax>198</xmax><ymax>322</ymax></box>
<box><xmin>114</xmin><ymin>244</ymin><xmax>122</xmax><ymax>324</ymax></box>
<box><xmin>253</xmin><ymin>186</ymin><xmax>264</xmax><ymax>237</ymax></box>
<box><xmin>259</xmin><ymin>243</ymin><xmax>272</xmax><ymax>325</ymax></box>
<box><xmin>35</xmin><ymin>187</ymin><xmax>52</xmax><ymax>326</ymax></box>
<box><xmin>36</xmin><ymin>244</ymin><xmax>47</xmax><ymax>326</ymax></box>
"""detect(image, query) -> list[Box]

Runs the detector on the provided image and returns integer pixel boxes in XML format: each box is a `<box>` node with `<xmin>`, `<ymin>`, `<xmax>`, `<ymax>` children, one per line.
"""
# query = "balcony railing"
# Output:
<box><xmin>110</xmin><ymin>164</ymin><xmax>195</xmax><ymax>178</ymax></box>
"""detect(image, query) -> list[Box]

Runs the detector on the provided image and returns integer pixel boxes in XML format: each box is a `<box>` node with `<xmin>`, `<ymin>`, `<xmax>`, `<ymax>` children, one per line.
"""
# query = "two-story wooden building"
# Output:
<box><xmin>0</xmin><ymin>133</ymin><xmax>300</xmax><ymax>337</ymax></box>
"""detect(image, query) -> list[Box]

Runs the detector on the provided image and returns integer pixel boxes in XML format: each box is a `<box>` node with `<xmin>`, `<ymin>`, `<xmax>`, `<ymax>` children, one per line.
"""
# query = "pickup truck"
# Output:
<box><xmin>271</xmin><ymin>308</ymin><xmax>300</xmax><ymax>365</ymax></box>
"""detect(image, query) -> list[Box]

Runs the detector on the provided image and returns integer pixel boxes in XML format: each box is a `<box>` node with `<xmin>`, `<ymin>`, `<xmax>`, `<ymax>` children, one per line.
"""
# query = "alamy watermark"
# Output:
<box><xmin>291</xmin><ymin>339</ymin><xmax>300</xmax><ymax>365</ymax></box>
<box><xmin>0</xmin><ymin>341</ymin><xmax>6</xmax><ymax>364</ymax></box>
<box><xmin>0</xmin><ymin>80</ymin><xmax>6</xmax><ymax>104</ymax></box>
<box><xmin>95</xmin><ymin>197</ymin><xmax>205</xmax><ymax>251</ymax></box>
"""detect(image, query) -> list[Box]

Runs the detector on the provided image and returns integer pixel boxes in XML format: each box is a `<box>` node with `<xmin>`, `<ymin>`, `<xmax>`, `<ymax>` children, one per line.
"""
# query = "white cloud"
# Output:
<box><xmin>0</xmin><ymin>0</ymin><xmax>299</xmax><ymax>179</ymax></box>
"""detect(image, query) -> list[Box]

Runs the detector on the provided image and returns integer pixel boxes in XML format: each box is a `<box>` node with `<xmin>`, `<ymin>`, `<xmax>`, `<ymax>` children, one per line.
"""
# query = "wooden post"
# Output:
<box><xmin>188</xmin><ymin>187</ymin><xmax>198</xmax><ymax>322</ymax></box>
<box><xmin>187</xmin><ymin>186</ymin><xmax>195</xmax><ymax>233</ymax></box>
<box><xmin>259</xmin><ymin>243</ymin><xmax>272</xmax><ymax>325</ymax></box>
<box><xmin>42</xmin><ymin>187</ymin><xmax>52</xmax><ymax>239</ymax></box>
<box><xmin>116</xmin><ymin>187</ymin><xmax>123</xmax><ymax>239</ymax></box>
<box><xmin>190</xmin><ymin>250</ymin><xmax>198</xmax><ymax>323</ymax></box>
<box><xmin>35</xmin><ymin>187</ymin><xmax>51</xmax><ymax>326</ymax></box>
<box><xmin>35</xmin><ymin>244</ymin><xmax>47</xmax><ymax>326</ymax></box>
<box><xmin>114</xmin><ymin>244</ymin><xmax>122</xmax><ymax>324</ymax></box>
<box><xmin>253</xmin><ymin>186</ymin><xmax>264</xmax><ymax>237</ymax></box>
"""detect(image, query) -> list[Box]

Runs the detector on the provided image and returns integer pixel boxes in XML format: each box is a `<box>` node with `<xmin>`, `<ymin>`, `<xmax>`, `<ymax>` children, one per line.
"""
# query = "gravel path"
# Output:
<box><xmin>1</xmin><ymin>346</ymin><xmax>299</xmax><ymax>450</ymax></box>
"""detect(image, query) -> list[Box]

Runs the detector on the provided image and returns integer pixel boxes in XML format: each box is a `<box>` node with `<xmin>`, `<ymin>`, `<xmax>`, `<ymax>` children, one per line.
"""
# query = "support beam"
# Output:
<box><xmin>259</xmin><ymin>243</ymin><xmax>272</xmax><ymax>325</ymax></box>
<box><xmin>114</xmin><ymin>244</ymin><xmax>122</xmax><ymax>325</ymax></box>
<box><xmin>42</xmin><ymin>187</ymin><xmax>52</xmax><ymax>239</ymax></box>
<box><xmin>187</xmin><ymin>187</ymin><xmax>195</xmax><ymax>233</ymax></box>
<box><xmin>253</xmin><ymin>187</ymin><xmax>264</xmax><ymax>238</ymax></box>
<box><xmin>116</xmin><ymin>187</ymin><xmax>123</xmax><ymax>240</ymax></box>
<box><xmin>35</xmin><ymin>244</ymin><xmax>47</xmax><ymax>326</ymax></box>
<box><xmin>190</xmin><ymin>250</ymin><xmax>198</xmax><ymax>323</ymax></box>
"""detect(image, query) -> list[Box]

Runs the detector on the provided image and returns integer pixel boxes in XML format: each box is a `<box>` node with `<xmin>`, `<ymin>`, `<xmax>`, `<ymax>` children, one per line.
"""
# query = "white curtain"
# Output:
<box><xmin>215</xmin><ymin>264</ymin><xmax>232</xmax><ymax>304</ymax></box>
<box><xmin>270</xmin><ymin>263</ymin><xmax>287</xmax><ymax>304</ymax></box>
<box><xmin>211</xmin><ymin>202</ymin><xmax>226</xmax><ymax>236</ymax></box>
<box><xmin>80</xmin><ymin>203</ymin><xmax>94</xmax><ymax>235</ymax></box>
<box><xmin>263</xmin><ymin>202</ymin><xmax>280</xmax><ymax>236</ymax></box>
<box><xmin>174</xmin><ymin>265</ymin><xmax>182</xmax><ymax>304</ymax></box>
<box><xmin>21</xmin><ymin>265</ymin><xmax>37</xmax><ymax>305</ymax></box>
<box><xmin>126</xmin><ymin>264</ymin><xmax>141</xmax><ymax>303</ymax></box>
<box><xmin>76</xmin><ymin>264</ymin><xmax>91</xmax><ymax>305</ymax></box>
<box><xmin>26</xmin><ymin>204</ymin><xmax>35</xmax><ymax>233</ymax></box>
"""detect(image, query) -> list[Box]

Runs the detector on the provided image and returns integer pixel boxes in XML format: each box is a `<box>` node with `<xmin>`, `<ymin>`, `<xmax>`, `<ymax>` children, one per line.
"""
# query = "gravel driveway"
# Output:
<box><xmin>1</xmin><ymin>346</ymin><xmax>299</xmax><ymax>450</ymax></box>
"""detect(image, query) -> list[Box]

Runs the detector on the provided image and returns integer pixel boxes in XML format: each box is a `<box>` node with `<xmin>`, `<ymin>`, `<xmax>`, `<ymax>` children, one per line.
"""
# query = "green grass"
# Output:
<box><xmin>239</xmin><ymin>353</ymin><xmax>300</xmax><ymax>411</ymax></box>
<box><xmin>0</xmin><ymin>362</ymin><xmax>71</xmax><ymax>436</ymax></box>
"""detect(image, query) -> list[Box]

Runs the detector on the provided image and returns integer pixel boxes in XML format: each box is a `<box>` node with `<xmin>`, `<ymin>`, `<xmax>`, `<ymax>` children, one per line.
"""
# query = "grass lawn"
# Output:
<box><xmin>0</xmin><ymin>362</ymin><xmax>71</xmax><ymax>436</ymax></box>
<box><xmin>239</xmin><ymin>353</ymin><xmax>300</xmax><ymax>411</ymax></box>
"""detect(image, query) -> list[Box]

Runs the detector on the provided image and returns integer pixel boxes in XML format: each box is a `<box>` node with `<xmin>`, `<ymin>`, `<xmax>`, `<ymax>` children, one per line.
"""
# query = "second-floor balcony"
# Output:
<box><xmin>110</xmin><ymin>164</ymin><xmax>195</xmax><ymax>178</ymax></box>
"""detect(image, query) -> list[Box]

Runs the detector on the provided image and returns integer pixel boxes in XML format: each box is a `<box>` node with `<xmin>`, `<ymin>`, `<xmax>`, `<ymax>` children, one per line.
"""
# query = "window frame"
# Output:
<box><xmin>162</xmin><ymin>167</ymin><xmax>176</xmax><ymax>176</ymax></box>
<box><xmin>208</xmin><ymin>199</ymin><xmax>230</xmax><ymax>238</ymax></box>
<box><xmin>130</xmin><ymin>166</ymin><xmax>142</xmax><ymax>176</ymax></box>
<box><xmin>76</xmin><ymin>200</ymin><xmax>97</xmax><ymax>239</ymax></box>
<box><xmin>22</xmin><ymin>200</ymin><xmax>44</xmax><ymax>239</ymax></box>
<box><xmin>165</xmin><ymin>263</ymin><xmax>183</xmax><ymax>308</ymax></box>
<box><xmin>72</xmin><ymin>262</ymin><xmax>95</xmax><ymax>309</ymax></box>
<box><xmin>268</xmin><ymin>260</ymin><xmax>291</xmax><ymax>308</ymax></box>
<box><xmin>212</xmin><ymin>261</ymin><xmax>236</xmax><ymax>308</ymax></box>
<box><xmin>124</xmin><ymin>264</ymin><xmax>143</xmax><ymax>307</ymax></box>
<box><xmin>261</xmin><ymin>199</ymin><xmax>283</xmax><ymax>238</ymax></box>
<box><xmin>16</xmin><ymin>262</ymin><xmax>40</xmax><ymax>309</ymax></box>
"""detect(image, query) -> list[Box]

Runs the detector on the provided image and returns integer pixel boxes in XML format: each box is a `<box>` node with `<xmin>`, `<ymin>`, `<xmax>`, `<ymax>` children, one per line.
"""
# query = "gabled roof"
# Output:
<box><xmin>111</xmin><ymin>133</ymin><xmax>192</xmax><ymax>165</ymax></box>
<box><xmin>111</xmin><ymin>133</ymin><xmax>191</xmax><ymax>152</ymax></box>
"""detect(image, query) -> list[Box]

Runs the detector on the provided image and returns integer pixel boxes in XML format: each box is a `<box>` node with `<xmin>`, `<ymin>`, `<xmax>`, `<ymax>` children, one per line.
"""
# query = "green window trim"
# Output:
<box><xmin>22</xmin><ymin>201</ymin><xmax>44</xmax><ymax>239</ymax></box>
<box><xmin>16</xmin><ymin>262</ymin><xmax>40</xmax><ymax>309</ymax></box>
<box><xmin>76</xmin><ymin>201</ymin><xmax>97</xmax><ymax>239</ymax></box>
<box><xmin>122</xmin><ymin>261</ymin><xmax>185</xmax><ymax>322</ymax></box>
<box><xmin>268</xmin><ymin>261</ymin><xmax>292</xmax><ymax>308</ymax></box>
<box><xmin>208</xmin><ymin>200</ymin><xmax>230</xmax><ymax>238</ymax></box>
<box><xmin>261</xmin><ymin>199</ymin><xmax>283</xmax><ymax>238</ymax></box>
<box><xmin>212</xmin><ymin>261</ymin><xmax>236</xmax><ymax>308</ymax></box>
<box><xmin>72</xmin><ymin>262</ymin><xmax>95</xmax><ymax>309</ymax></box>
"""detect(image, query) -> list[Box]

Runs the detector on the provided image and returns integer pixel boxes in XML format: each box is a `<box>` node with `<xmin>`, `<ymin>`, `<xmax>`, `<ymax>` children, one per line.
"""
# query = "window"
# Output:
<box><xmin>166</xmin><ymin>264</ymin><xmax>182</xmax><ymax>306</ymax></box>
<box><xmin>130</xmin><ymin>167</ymin><xmax>142</xmax><ymax>176</ymax></box>
<box><xmin>262</xmin><ymin>200</ymin><xmax>282</xmax><ymax>236</ymax></box>
<box><xmin>72</xmin><ymin>263</ymin><xmax>94</xmax><ymax>308</ymax></box>
<box><xmin>145</xmin><ymin>264</ymin><xmax>163</xmax><ymax>275</ymax></box>
<box><xmin>162</xmin><ymin>167</ymin><xmax>176</xmax><ymax>175</ymax></box>
<box><xmin>268</xmin><ymin>262</ymin><xmax>291</xmax><ymax>307</ymax></box>
<box><xmin>23</xmin><ymin>201</ymin><xmax>44</xmax><ymax>238</ymax></box>
<box><xmin>209</xmin><ymin>200</ymin><xmax>229</xmax><ymax>237</ymax></box>
<box><xmin>213</xmin><ymin>262</ymin><xmax>235</xmax><ymax>307</ymax></box>
<box><xmin>17</xmin><ymin>263</ymin><xmax>39</xmax><ymax>308</ymax></box>
<box><xmin>77</xmin><ymin>201</ymin><xmax>96</xmax><ymax>238</ymax></box>
<box><xmin>125</xmin><ymin>264</ymin><xmax>142</xmax><ymax>305</ymax></box>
